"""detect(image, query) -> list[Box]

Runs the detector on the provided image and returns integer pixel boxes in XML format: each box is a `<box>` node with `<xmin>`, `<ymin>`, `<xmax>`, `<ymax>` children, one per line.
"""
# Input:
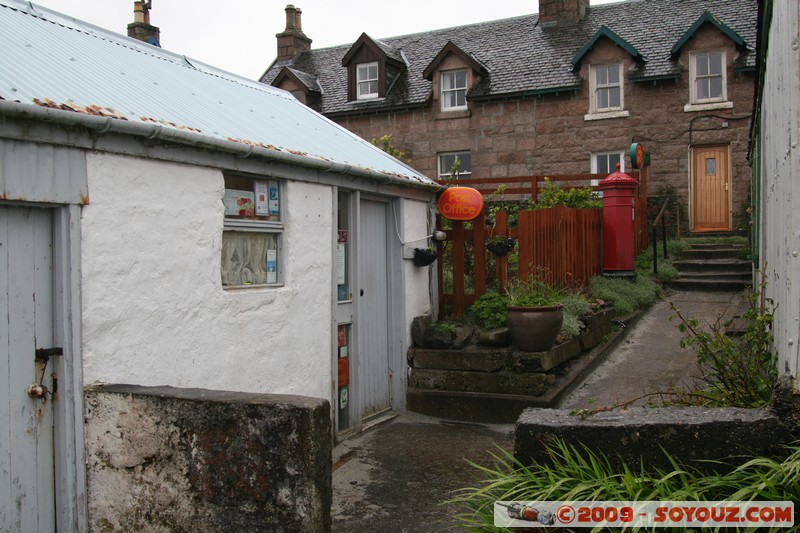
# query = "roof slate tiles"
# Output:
<box><xmin>261</xmin><ymin>0</ymin><xmax>756</xmax><ymax>115</ymax></box>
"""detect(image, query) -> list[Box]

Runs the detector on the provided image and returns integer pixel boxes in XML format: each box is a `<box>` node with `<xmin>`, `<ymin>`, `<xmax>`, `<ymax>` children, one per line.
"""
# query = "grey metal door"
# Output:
<box><xmin>357</xmin><ymin>199</ymin><xmax>392</xmax><ymax>420</ymax></box>
<box><xmin>1</xmin><ymin>206</ymin><xmax>56</xmax><ymax>532</ymax></box>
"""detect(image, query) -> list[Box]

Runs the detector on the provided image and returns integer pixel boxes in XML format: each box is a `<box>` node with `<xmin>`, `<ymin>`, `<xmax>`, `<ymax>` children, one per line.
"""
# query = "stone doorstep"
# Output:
<box><xmin>514</xmin><ymin>407</ymin><xmax>788</xmax><ymax>473</ymax></box>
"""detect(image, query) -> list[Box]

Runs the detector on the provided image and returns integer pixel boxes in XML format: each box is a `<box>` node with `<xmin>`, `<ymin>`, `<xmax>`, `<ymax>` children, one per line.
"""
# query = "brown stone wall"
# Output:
<box><xmin>333</xmin><ymin>27</ymin><xmax>754</xmax><ymax>232</ymax></box>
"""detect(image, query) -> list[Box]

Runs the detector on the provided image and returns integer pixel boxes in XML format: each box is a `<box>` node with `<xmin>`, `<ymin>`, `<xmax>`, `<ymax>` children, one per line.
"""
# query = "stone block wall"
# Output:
<box><xmin>515</xmin><ymin>407</ymin><xmax>788</xmax><ymax>472</ymax></box>
<box><xmin>84</xmin><ymin>385</ymin><xmax>331</xmax><ymax>532</ymax></box>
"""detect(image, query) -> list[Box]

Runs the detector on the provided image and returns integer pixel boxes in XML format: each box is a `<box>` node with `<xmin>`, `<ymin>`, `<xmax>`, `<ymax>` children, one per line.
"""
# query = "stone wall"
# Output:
<box><xmin>515</xmin><ymin>407</ymin><xmax>788</xmax><ymax>472</ymax></box>
<box><xmin>333</xmin><ymin>25</ymin><xmax>754</xmax><ymax>229</ymax></box>
<box><xmin>84</xmin><ymin>385</ymin><xmax>331</xmax><ymax>533</ymax></box>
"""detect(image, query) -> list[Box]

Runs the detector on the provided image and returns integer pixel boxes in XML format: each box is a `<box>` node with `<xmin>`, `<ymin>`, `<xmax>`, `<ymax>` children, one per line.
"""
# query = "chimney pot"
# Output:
<box><xmin>285</xmin><ymin>5</ymin><xmax>297</xmax><ymax>30</ymax></box>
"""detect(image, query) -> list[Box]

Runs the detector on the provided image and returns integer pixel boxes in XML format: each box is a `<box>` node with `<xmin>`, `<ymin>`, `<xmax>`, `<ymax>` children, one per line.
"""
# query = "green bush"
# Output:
<box><xmin>534</xmin><ymin>178</ymin><xmax>602</xmax><ymax>209</ymax></box>
<box><xmin>560</xmin><ymin>293</ymin><xmax>592</xmax><ymax>339</ymax></box>
<box><xmin>449</xmin><ymin>439</ymin><xmax>800</xmax><ymax>532</ymax></box>
<box><xmin>588</xmin><ymin>275</ymin><xmax>659</xmax><ymax>315</ymax></box>
<box><xmin>469</xmin><ymin>292</ymin><xmax>508</xmax><ymax>330</ymax></box>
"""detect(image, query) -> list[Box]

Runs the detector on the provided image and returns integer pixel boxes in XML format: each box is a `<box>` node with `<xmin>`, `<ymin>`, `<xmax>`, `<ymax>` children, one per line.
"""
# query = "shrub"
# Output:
<box><xmin>560</xmin><ymin>293</ymin><xmax>592</xmax><ymax>339</ymax></box>
<box><xmin>469</xmin><ymin>292</ymin><xmax>508</xmax><ymax>330</ymax></box>
<box><xmin>588</xmin><ymin>275</ymin><xmax>659</xmax><ymax>315</ymax></box>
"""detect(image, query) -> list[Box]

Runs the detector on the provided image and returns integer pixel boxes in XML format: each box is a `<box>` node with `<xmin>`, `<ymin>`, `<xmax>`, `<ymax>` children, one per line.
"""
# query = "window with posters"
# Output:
<box><xmin>221</xmin><ymin>174</ymin><xmax>283</xmax><ymax>287</ymax></box>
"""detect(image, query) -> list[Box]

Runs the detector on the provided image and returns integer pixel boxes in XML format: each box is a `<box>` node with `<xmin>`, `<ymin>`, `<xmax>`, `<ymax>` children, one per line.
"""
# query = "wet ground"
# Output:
<box><xmin>331</xmin><ymin>290</ymin><xmax>745</xmax><ymax>532</ymax></box>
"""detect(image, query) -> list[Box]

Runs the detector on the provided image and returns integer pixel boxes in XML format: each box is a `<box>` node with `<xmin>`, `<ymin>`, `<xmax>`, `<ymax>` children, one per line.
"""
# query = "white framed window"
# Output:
<box><xmin>591</xmin><ymin>63</ymin><xmax>623</xmax><ymax>112</ymax></box>
<box><xmin>591</xmin><ymin>151</ymin><xmax>624</xmax><ymax>188</ymax></box>
<box><xmin>690</xmin><ymin>51</ymin><xmax>726</xmax><ymax>103</ymax></box>
<box><xmin>356</xmin><ymin>62</ymin><xmax>379</xmax><ymax>100</ymax></box>
<box><xmin>441</xmin><ymin>69</ymin><xmax>468</xmax><ymax>111</ymax></box>
<box><xmin>221</xmin><ymin>175</ymin><xmax>283</xmax><ymax>287</ymax></box>
<box><xmin>592</xmin><ymin>151</ymin><xmax>624</xmax><ymax>174</ymax></box>
<box><xmin>438</xmin><ymin>152</ymin><xmax>472</xmax><ymax>180</ymax></box>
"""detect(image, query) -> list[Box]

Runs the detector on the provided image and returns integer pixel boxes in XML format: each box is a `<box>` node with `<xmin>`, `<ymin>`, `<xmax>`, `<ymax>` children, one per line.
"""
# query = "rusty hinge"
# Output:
<box><xmin>35</xmin><ymin>347</ymin><xmax>63</xmax><ymax>363</ymax></box>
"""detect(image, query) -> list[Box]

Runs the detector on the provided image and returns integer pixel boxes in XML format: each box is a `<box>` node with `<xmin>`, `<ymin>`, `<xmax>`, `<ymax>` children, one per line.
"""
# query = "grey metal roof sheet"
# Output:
<box><xmin>0</xmin><ymin>0</ymin><xmax>435</xmax><ymax>187</ymax></box>
<box><xmin>261</xmin><ymin>0</ymin><xmax>757</xmax><ymax>115</ymax></box>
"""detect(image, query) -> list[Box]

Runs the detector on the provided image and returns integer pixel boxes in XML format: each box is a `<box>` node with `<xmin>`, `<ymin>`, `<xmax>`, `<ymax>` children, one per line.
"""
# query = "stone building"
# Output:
<box><xmin>262</xmin><ymin>0</ymin><xmax>758</xmax><ymax>234</ymax></box>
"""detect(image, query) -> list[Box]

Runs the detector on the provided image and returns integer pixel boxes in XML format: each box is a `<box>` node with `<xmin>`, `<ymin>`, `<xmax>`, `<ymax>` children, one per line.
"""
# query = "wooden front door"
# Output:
<box><xmin>691</xmin><ymin>145</ymin><xmax>731</xmax><ymax>232</ymax></box>
<box><xmin>1</xmin><ymin>206</ymin><xmax>56</xmax><ymax>532</ymax></box>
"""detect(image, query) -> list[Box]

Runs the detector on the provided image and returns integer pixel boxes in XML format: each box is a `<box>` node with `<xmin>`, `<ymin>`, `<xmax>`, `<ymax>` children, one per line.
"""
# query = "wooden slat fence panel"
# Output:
<box><xmin>517</xmin><ymin>207</ymin><xmax>603</xmax><ymax>287</ymax></box>
<box><xmin>436</xmin><ymin>172</ymin><xmax>645</xmax><ymax>318</ymax></box>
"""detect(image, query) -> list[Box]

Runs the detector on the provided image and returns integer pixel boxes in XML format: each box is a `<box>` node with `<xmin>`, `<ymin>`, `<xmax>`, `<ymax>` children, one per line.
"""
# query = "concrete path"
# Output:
<box><xmin>559</xmin><ymin>290</ymin><xmax>743</xmax><ymax>410</ymax></box>
<box><xmin>331</xmin><ymin>290</ymin><xmax>744</xmax><ymax>531</ymax></box>
<box><xmin>331</xmin><ymin>412</ymin><xmax>513</xmax><ymax>532</ymax></box>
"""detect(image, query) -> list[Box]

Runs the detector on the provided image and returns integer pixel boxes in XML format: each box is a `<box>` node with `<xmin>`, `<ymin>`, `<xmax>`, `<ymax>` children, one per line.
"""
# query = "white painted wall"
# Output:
<box><xmin>757</xmin><ymin>1</ymin><xmax>800</xmax><ymax>388</ymax></box>
<box><xmin>401</xmin><ymin>198</ymin><xmax>435</xmax><ymax>336</ymax></box>
<box><xmin>81</xmin><ymin>153</ymin><xmax>333</xmax><ymax>399</ymax></box>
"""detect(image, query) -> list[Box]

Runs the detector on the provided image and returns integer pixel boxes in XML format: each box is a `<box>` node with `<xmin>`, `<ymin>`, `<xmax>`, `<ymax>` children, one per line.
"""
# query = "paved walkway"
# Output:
<box><xmin>559</xmin><ymin>290</ymin><xmax>743</xmax><ymax>410</ymax></box>
<box><xmin>331</xmin><ymin>290</ymin><xmax>745</xmax><ymax>532</ymax></box>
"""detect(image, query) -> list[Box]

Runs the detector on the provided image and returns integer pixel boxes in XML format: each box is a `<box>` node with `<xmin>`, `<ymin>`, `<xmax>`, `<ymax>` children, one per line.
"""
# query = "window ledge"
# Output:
<box><xmin>435</xmin><ymin>109</ymin><xmax>471</xmax><ymax>120</ymax></box>
<box><xmin>584</xmin><ymin>110</ymin><xmax>630</xmax><ymax>121</ymax></box>
<box><xmin>684</xmin><ymin>101</ymin><xmax>733</xmax><ymax>113</ymax></box>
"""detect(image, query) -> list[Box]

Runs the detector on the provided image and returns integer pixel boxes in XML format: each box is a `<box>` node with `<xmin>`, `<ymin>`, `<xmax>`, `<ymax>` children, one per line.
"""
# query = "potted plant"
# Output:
<box><xmin>505</xmin><ymin>273</ymin><xmax>564</xmax><ymax>352</ymax></box>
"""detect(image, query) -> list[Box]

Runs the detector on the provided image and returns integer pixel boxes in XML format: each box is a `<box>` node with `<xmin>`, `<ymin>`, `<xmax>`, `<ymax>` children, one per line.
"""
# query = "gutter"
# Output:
<box><xmin>0</xmin><ymin>100</ymin><xmax>442</xmax><ymax>192</ymax></box>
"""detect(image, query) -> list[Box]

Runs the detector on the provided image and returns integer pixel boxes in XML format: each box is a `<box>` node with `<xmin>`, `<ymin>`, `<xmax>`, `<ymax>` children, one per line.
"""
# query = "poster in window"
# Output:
<box><xmin>336</xmin><ymin>244</ymin><xmax>346</xmax><ymax>285</ymax></box>
<box><xmin>268</xmin><ymin>181</ymin><xmax>280</xmax><ymax>216</ymax></box>
<box><xmin>223</xmin><ymin>189</ymin><xmax>254</xmax><ymax>217</ymax></box>
<box><xmin>266</xmin><ymin>249</ymin><xmax>277</xmax><ymax>283</ymax></box>
<box><xmin>254</xmin><ymin>181</ymin><xmax>269</xmax><ymax>216</ymax></box>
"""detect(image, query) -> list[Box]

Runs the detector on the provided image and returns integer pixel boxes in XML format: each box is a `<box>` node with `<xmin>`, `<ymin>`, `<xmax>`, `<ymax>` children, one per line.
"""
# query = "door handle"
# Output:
<box><xmin>360</xmin><ymin>288</ymin><xmax>364</xmax><ymax>296</ymax></box>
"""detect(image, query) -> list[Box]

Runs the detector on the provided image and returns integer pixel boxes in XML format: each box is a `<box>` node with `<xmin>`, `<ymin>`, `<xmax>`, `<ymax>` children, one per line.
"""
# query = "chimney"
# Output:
<box><xmin>127</xmin><ymin>1</ymin><xmax>161</xmax><ymax>46</ymax></box>
<box><xmin>276</xmin><ymin>5</ymin><xmax>312</xmax><ymax>62</ymax></box>
<box><xmin>539</xmin><ymin>0</ymin><xmax>590</xmax><ymax>26</ymax></box>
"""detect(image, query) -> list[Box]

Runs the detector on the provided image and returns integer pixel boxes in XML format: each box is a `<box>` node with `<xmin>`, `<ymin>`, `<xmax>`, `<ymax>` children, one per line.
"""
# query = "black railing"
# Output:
<box><xmin>652</xmin><ymin>198</ymin><xmax>669</xmax><ymax>275</ymax></box>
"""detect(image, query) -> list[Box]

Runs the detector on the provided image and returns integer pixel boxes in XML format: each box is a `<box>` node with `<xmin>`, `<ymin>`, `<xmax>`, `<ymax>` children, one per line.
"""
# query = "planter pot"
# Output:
<box><xmin>506</xmin><ymin>304</ymin><xmax>563</xmax><ymax>352</ymax></box>
<box><xmin>413</xmin><ymin>248</ymin><xmax>438</xmax><ymax>267</ymax></box>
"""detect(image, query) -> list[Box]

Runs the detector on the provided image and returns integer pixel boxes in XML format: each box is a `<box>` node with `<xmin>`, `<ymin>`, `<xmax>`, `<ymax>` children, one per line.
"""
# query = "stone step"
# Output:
<box><xmin>406</xmin><ymin>389</ymin><xmax>550</xmax><ymax>423</ymax></box>
<box><xmin>665</xmin><ymin>278</ymin><xmax>751</xmax><ymax>292</ymax></box>
<box><xmin>672</xmin><ymin>258</ymin><xmax>751</xmax><ymax>273</ymax></box>
<box><xmin>675</xmin><ymin>270</ymin><xmax>752</xmax><ymax>281</ymax></box>
<box><xmin>409</xmin><ymin>367</ymin><xmax>553</xmax><ymax>396</ymax></box>
<box><xmin>680</xmin><ymin>247</ymin><xmax>740</xmax><ymax>260</ymax></box>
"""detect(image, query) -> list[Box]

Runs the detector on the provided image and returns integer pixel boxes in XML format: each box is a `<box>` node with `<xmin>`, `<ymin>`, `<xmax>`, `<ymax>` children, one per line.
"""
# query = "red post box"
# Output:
<box><xmin>599</xmin><ymin>163</ymin><xmax>638</xmax><ymax>278</ymax></box>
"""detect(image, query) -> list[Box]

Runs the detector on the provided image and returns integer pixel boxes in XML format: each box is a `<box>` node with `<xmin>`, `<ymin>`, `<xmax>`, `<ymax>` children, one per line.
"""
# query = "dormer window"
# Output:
<box><xmin>357</xmin><ymin>62</ymin><xmax>379</xmax><ymax>100</ymax></box>
<box><xmin>441</xmin><ymin>69</ymin><xmax>468</xmax><ymax>111</ymax></box>
<box><xmin>591</xmin><ymin>63</ymin><xmax>623</xmax><ymax>112</ymax></box>
<box><xmin>691</xmin><ymin>51</ymin><xmax>725</xmax><ymax>103</ymax></box>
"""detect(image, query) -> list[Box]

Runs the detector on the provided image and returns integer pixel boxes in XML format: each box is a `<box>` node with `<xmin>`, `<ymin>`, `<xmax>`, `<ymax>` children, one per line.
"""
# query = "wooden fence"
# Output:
<box><xmin>436</xmin><ymin>170</ymin><xmax>648</xmax><ymax>318</ymax></box>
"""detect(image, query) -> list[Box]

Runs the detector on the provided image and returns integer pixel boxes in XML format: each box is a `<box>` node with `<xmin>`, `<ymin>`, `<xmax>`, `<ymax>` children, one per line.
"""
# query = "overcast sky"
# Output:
<box><xmin>30</xmin><ymin>0</ymin><xmax>621</xmax><ymax>79</ymax></box>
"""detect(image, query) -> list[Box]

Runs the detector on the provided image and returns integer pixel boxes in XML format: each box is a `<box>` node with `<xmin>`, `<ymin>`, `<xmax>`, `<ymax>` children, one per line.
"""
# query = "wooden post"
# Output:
<box><xmin>495</xmin><ymin>210</ymin><xmax>509</xmax><ymax>294</ymax></box>
<box><xmin>473</xmin><ymin>212</ymin><xmax>486</xmax><ymax>299</ymax></box>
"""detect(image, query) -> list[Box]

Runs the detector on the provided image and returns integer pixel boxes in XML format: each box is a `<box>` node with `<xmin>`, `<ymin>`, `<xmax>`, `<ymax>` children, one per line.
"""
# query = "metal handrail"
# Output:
<box><xmin>652</xmin><ymin>198</ymin><xmax>670</xmax><ymax>274</ymax></box>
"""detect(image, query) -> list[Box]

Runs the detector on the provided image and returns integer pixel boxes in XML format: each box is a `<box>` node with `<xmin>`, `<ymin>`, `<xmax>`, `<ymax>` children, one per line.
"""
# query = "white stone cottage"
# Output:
<box><xmin>0</xmin><ymin>1</ymin><xmax>439</xmax><ymax>529</ymax></box>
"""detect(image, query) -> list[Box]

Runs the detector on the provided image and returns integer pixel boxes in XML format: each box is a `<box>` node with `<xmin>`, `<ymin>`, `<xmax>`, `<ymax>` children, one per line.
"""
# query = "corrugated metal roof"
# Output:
<box><xmin>0</xmin><ymin>0</ymin><xmax>436</xmax><ymax>188</ymax></box>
